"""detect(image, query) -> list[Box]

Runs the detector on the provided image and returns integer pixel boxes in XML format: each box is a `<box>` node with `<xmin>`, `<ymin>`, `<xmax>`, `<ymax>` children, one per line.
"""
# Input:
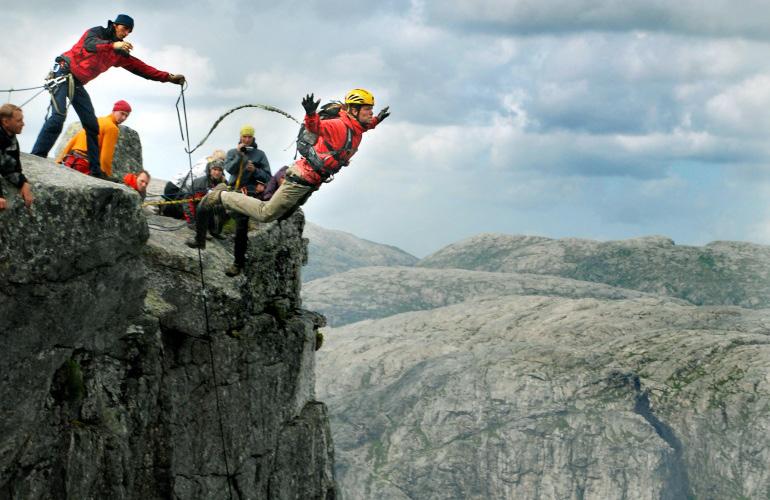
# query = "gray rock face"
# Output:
<box><xmin>303</xmin><ymin>222</ymin><xmax>418</xmax><ymax>282</ymax></box>
<box><xmin>311</xmin><ymin>231</ymin><xmax>770</xmax><ymax>499</ymax></box>
<box><xmin>418</xmin><ymin>233</ymin><xmax>770</xmax><ymax>309</ymax></box>
<box><xmin>1</xmin><ymin>154</ymin><xmax>336</xmax><ymax>499</ymax></box>
<box><xmin>54</xmin><ymin>121</ymin><xmax>143</xmax><ymax>179</ymax></box>
<box><xmin>317</xmin><ymin>295</ymin><xmax>770</xmax><ymax>500</ymax></box>
<box><xmin>303</xmin><ymin>266</ymin><xmax>665</xmax><ymax>327</ymax></box>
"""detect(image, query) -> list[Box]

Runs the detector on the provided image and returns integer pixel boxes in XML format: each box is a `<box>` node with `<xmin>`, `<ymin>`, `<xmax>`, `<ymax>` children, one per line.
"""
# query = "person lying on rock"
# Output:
<box><xmin>0</xmin><ymin>104</ymin><xmax>34</xmax><ymax>210</ymax></box>
<box><xmin>123</xmin><ymin>170</ymin><xmax>151</xmax><ymax>200</ymax></box>
<box><xmin>185</xmin><ymin>88</ymin><xmax>390</xmax><ymax>272</ymax></box>
<box><xmin>55</xmin><ymin>99</ymin><xmax>132</xmax><ymax>179</ymax></box>
<box><xmin>31</xmin><ymin>14</ymin><xmax>185</xmax><ymax>178</ymax></box>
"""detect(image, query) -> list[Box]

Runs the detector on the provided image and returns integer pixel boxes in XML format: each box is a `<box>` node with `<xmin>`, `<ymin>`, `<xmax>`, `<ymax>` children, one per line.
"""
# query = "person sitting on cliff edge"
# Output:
<box><xmin>30</xmin><ymin>14</ymin><xmax>185</xmax><ymax>178</ymax></box>
<box><xmin>0</xmin><ymin>104</ymin><xmax>34</xmax><ymax>210</ymax></box>
<box><xmin>55</xmin><ymin>99</ymin><xmax>133</xmax><ymax>179</ymax></box>
<box><xmin>185</xmin><ymin>88</ymin><xmax>390</xmax><ymax>257</ymax></box>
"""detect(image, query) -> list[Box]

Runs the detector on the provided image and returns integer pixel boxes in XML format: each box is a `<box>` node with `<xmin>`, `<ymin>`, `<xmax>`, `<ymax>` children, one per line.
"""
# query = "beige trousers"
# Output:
<box><xmin>220</xmin><ymin>166</ymin><xmax>315</xmax><ymax>222</ymax></box>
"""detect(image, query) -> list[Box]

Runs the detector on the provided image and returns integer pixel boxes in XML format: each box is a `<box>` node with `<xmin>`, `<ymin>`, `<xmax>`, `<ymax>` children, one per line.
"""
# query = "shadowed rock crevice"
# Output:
<box><xmin>608</xmin><ymin>371</ymin><xmax>694</xmax><ymax>500</ymax></box>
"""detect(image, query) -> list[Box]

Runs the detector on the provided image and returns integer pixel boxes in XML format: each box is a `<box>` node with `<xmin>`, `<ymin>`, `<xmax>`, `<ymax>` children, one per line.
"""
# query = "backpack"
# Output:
<box><xmin>296</xmin><ymin>101</ymin><xmax>354</xmax><ymax>181</ymax></box>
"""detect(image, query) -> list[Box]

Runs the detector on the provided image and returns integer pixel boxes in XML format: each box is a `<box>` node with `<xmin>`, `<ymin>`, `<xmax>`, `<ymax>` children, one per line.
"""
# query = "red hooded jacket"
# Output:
<box><xmin>59</xmin><ymin>23</ymin><xmax>170</xmax><ymax>85</ymax></box>
<box><xmin>295</xmin><ymin>109</ymin><xmax>379</xmax><ymax>186</ymax></box>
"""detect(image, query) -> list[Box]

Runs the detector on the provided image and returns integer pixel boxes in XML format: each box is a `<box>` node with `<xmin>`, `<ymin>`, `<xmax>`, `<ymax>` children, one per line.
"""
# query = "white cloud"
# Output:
<box><xmin>5</xmin><ymin>1</ymin><xmax>770</xmax><ymax>253</ymax></box>
<box><xmin>705</xmin><ymin>74</ymin><xmax>770</xmax><ymax>136</ymax></box>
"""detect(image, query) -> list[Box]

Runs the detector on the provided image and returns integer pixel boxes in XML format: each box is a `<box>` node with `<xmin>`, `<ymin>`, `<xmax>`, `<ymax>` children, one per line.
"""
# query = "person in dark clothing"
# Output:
<box><xmin>31</xmin><ymin>14</ymin><xmax>185</xmax><ymax>177</ymax></box>
<box><xmin>187</xmin><ymin>160</ymin><xmax>226</xmax><ymax>237</ymax></box>
<box><xmin>221</xmin><ymin>125</ymin><xmax>272</xmax><ymax>277</ymax></box>
<box><xmin>225</xmin><ymin>124</ymin><xmax>271</xmax><ymax>192</ymax></box>
<box><xmin>0</xmin><ymin>104</ymin><xmax>34</xmax><ymax>210</ymax></box>
<box><xmin>260</xmin><ymin>165</ymin><xmax>288</xmax><ymax>202</ymax></box>
<box><xmin>161</xmin><ymin>150</ymin><xmax>226</xmax><ymax>220</ymax></box>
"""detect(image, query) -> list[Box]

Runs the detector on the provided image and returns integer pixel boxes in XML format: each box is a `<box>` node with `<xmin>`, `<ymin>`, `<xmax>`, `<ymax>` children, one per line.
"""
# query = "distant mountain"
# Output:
<box><xmin>317</xmin><ymin>295</ymin><xmax>770</xmax><ymax>500</ymax></box>
<box><xmin>417</xmin><ymin>234</ymin><xmax>770</xmax><ymax>309</ymax></box>
<box><xmin>303</xmin><ymin>266</ymin><xmax>664</xmax><ymax>327</ymax></box>
<box><xmin>302</xmin><ymin>222</ymin><xmax>418</xmax><ymax>282</ymax></box>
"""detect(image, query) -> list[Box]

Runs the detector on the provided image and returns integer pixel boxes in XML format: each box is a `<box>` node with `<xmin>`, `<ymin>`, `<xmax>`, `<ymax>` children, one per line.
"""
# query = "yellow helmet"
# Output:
<box><xmin>345</xmin><ymin>88</ymin><xmax>374</xmax><ymax>106</ymax></box>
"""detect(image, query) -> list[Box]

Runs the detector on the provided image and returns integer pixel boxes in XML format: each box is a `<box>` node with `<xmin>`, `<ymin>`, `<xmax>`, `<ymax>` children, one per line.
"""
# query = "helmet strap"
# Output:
<box><xmin>347</xmin><ymin>104</ymin><xmax>363</xmax><ymax>123</ymax></box>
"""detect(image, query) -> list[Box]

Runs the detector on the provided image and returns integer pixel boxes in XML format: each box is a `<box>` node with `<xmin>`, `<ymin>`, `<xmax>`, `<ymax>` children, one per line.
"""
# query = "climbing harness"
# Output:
<box><xmin>295</xmin><ymin>101</ymin><xmax>354</xmax><ymax>182</ymax></box>
<box><xmin>175</xmin><ymin>82</ymin><xmax>235</xmax><ymax>500</ymax></box>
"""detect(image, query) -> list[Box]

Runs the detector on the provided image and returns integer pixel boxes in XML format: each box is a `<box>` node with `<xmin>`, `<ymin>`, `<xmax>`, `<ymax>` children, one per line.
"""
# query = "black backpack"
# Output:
<box><xmin>296</xmin><ymin>102</ymin><xmax>353</xmax><ymax>181</ymax></box>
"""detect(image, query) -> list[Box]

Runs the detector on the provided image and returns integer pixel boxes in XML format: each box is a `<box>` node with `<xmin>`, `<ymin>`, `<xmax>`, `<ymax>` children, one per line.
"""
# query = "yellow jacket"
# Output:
<box><xmin>56</xmin><ymin>114</ymin><xmax>120</xmax><ymax>176</ymax></box>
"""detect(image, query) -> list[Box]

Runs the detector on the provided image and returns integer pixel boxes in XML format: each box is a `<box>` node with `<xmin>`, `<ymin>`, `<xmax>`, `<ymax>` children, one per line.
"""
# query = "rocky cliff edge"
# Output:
<box><xmin>0</xmin><ymin>154</ymin><xmax>335</xmax><ymax>499</ymax></box>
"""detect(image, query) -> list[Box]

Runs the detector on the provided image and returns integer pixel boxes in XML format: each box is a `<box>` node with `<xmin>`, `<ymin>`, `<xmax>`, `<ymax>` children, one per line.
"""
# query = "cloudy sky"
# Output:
<box><xmin>3</xmin><ymin>1</ymin><xmax>770</xmax><ymax>256</ymax></box>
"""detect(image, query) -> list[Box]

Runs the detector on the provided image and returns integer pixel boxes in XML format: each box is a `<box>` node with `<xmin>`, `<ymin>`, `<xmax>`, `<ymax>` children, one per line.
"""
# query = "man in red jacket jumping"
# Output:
<box><xmin>31</xmin><ymin>14</ymin><xmax>185</xmax><ymax>178</ymax></box>
<box><xmin>186</xmin><ymin>88</ymin><xmax>390</xmax><ymax>253</ymax></box>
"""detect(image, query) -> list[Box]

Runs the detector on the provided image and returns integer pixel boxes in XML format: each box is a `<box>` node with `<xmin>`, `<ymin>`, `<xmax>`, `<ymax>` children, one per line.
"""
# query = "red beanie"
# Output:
<box><xmin>113</xmin><ymin>100</ymin><xmax>132</xmax><ymax>113</ymax></box>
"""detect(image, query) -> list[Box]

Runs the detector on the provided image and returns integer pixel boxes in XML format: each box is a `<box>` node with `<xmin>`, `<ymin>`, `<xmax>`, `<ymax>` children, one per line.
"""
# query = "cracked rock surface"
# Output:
<box><xmin>1</xmin><ymin>154</ymin><xmax>336</xmax><ymax>499</ymax></box>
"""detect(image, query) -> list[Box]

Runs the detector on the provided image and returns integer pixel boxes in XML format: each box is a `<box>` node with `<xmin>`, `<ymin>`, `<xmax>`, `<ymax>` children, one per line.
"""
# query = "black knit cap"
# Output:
<box><xmin>113</xmin><ymin>14</ymin><xmax>134</xmax><ymax>29</ymax></box>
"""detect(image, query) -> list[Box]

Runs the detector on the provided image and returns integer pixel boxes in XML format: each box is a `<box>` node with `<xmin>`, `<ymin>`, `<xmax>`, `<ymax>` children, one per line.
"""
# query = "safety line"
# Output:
<box><xmin>185</xmin><ymin>103</ymin><xmax>300</xmax><ymax>156</ymax></box>
<box><xmin>176</xmin><ymin>83</ymin><xmax>236</xmax><ymax>500</ymax></box>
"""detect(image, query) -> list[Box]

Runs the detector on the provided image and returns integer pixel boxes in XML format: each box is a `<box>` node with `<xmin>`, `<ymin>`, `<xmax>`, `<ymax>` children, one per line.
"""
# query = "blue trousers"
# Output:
<box><xmin>31</xmin><ymin>68</ymin><xmax>101</xmax><ymax>176</ymax></box>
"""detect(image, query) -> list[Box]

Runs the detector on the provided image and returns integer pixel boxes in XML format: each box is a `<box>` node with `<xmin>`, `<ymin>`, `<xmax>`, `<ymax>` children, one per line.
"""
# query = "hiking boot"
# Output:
<box><xmin>186</xmin><ymin>238</ymin><xmax>205</xmax><ymax>249</ymax></box>
<box><xmin>225</xmin><ymin>264</ymin><xmax>242</xmax><ymax>277</ymax></box>
<box><xmin>202</xmin><ymin>183</ymin><xmax>228</xmax><ymax>209</ymax></box>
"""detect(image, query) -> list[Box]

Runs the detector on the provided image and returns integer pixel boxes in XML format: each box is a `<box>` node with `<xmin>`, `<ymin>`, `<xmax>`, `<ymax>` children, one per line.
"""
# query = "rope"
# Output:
<box><xmin>142</xmin><ymin>197</ymin><xmax>197</xmax><ymax>207</ymax></box>
<box><xmin>0</xmin><ymin>83</ymin><xmax>49</xmax><ymax>93</ymax></box>
<box><xmin>185</xmin><ymin>103</ymin><xmax>300</xmax><ymax>156</ymax></box>
<box><xmin>176</xmin><ymin>83</ymin><xmax>236</xmax><ymax>500</ymax></box>
<box><xmin>1</xmin><ymin>75</ymin><xmax>70</xmax><ymax>108</ymax></box>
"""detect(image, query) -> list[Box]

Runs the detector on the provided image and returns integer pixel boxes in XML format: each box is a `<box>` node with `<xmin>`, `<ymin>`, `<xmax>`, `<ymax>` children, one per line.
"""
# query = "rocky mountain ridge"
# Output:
<box><xmin>302</xmin><ymin>222</ymin><xmax>418</xmax><ymax>282</ymax></box>
<box><xmin>417</xmin><ymin>233</ymin><xmax>770</xmax><ymax>309</ymax></box>
<box><xmin>308</xmin><ymin>231</ymin><xmax>770</xmax><ymax>499</ymax></box>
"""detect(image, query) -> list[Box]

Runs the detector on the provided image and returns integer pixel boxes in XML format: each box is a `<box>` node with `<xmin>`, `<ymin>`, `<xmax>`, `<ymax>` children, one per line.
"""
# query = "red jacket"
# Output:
<box><xmin>59</xmin><ymin>24</ymin><xmax>170</xmax><ymax>85</ymax></box>
<box><xmin>295</xmin><ymin>109</ymin><xmax>379</xmax><ymax>186</ymax></box>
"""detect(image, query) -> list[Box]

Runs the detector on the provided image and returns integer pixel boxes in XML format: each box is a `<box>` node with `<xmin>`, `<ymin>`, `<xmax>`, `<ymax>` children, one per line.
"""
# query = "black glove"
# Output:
<box><xmin>376</xmin><ymin>106</ymin><xmax>391</xmax><ymax>122</ymax></box>
<box><xmin>302</xmin><ymin>93</ymin><xmax>320</xmax><ymax>115</ymax></box>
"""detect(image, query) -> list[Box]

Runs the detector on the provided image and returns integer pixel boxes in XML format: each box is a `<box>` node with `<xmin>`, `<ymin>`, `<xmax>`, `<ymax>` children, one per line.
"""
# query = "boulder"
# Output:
<box><xmin>53</xmin><ymin>122</ymin><xmax>143</xmax><ymax>180</ymax></box>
